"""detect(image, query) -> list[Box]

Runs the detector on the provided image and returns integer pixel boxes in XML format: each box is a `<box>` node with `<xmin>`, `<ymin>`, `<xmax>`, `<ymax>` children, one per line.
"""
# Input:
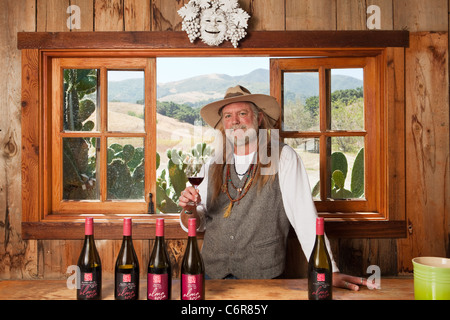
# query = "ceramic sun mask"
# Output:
<box><xmin>199</xmin><ymin>8</ymin><xmax>228</xmax><ymax>46</ymax></box>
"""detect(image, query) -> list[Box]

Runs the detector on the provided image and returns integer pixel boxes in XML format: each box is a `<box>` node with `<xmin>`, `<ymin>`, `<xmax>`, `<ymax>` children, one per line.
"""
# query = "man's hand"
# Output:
<box><xmin>333</xmin><ymin>272</ymin><xmax>379</xmax><ymax>291</ymax></box>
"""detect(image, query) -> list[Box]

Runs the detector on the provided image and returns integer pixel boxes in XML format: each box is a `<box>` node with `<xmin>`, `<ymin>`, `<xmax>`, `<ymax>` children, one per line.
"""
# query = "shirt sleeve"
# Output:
<box><xmin>278</xmin><ymin>146</ymin><xmax>340</xmax><ymax>273</ymax></box>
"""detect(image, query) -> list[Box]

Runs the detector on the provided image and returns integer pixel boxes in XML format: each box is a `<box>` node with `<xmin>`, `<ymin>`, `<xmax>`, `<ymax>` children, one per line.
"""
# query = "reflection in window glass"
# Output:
<box><xmin>63</xmin><ymin>69</ymin><xmax>99</xmax><ymax>132</ymax></box>
<box><xmin>107</xmin><ymin>70</ymin><xmax>145</xmax><ymax>132</ymax></box>
<box><xmin>284</xmin><ymin>137</ymin><xmax>320</xmax><ymax>199</ymax></box>
<box><xmin>330</xmin><ymin>68</ymin><xmax>364</xmax><ymax>131</ymax></box>
<box><xmin>329</xmin><ymin>136</ymin><xmax>365</xmax><ymax>200</ymax></box>
<box><xmin>107</xmin><ymin>137</ymin><xmax>145</xmax><ymax>200</ymax></box>
<box><xmin>63</xmin><ymin>137</ymin><xmax>99</xmax><ymax>200</ymax></box>
<box><xmin>283</xmin><ymin>71</ymin><xmax>320</xmax><ymax>131</ymax></box>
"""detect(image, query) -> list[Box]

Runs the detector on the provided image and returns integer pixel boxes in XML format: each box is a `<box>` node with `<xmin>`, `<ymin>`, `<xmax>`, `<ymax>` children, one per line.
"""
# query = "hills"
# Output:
<box><xmin>108</xmin><ymin>68</ymin><xmax>363</xmax><ymax>107</ymax></box>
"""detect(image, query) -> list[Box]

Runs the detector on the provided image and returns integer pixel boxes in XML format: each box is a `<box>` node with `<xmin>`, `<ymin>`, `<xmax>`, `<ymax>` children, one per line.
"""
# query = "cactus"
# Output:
<box><xmin>62</xmin><ymin>69</ymin><xmax>98</xmax><ymax>200</ymax></box>
<box><xmin>106</xmin><ymin>144</ymin><xmax>145</xmax><ymax>199</ymax></box>
<box><xmin>311</xmin><ymin>148</ymin><xmax>364</xmax><ymax>199</ymax></box>
<box><xmin>154</xmin><ymin>142</ymin><xmax>212</xmax><ymax>213</ymax></box>
<box><xmin>350</xmin><ymin>148</ymin><xmax>364</xmax><ymax>198</ymax></box>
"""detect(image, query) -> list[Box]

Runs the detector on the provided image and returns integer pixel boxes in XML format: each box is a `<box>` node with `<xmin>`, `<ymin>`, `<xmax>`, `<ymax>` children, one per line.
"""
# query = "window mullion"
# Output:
<box><xmin>100</xmin><ymin>67</ymin><xmax>108</xmax><ymax>203</ymax></box>
<box><xmin>319</xmin><ymin>67</ymin><xmax>331</xmax><ymax>201</ymax></box>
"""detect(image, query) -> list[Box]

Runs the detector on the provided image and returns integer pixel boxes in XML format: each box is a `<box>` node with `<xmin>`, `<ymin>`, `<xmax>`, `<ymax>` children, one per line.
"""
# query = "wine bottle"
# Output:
<box><xmin>147</xmin><ymin>218</ymin><xmax>172</xmax><ymax>300</ymax></box>
<box><xmin>180</xmin><ymin>218</ymin><xmax>205</xmax><ymax>300</ymax></box>
<box><xmin>115</xmin><ymin>218</ymin><xmax>140</xmax><ymax>300</ymax></box>
<box><xmin>77</xmin><ymin>217</ymin><xmax>102</xmax><ymax>300</ymax></box>
<box><xmin>308</xmin><ymin>217</ymin><xmax>333</xmax><ymax>300</ymax></box>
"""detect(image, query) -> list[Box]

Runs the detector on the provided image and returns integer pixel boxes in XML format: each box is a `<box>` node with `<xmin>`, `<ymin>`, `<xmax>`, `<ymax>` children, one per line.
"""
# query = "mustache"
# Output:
<box><xmin>230</xmin><ymin>125</ymin><xmax>248</xmax><ymax>130</ymax></box>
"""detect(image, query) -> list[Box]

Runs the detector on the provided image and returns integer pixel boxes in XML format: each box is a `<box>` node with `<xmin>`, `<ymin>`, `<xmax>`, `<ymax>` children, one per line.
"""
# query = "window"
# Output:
<box><xmin>271</xmin><ymin>57</ymin><xmax>382</xmax><ymax>216</ymax></box>
<box><xmin>19</xmin><ymin>31</ymin><xmax>408</xmax><ymax>239</ymax></box>
<box><xmin>50</xmin><ymin>58</ymin><xmax>156</xmax><ymax>215</ymax></box>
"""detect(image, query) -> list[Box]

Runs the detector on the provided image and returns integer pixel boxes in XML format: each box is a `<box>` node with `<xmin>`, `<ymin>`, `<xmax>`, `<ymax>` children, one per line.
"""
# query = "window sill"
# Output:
<box><xmin>22</xmin><ymin>212</ymin><xmax>406</xmax><ymax>240</ymax></box>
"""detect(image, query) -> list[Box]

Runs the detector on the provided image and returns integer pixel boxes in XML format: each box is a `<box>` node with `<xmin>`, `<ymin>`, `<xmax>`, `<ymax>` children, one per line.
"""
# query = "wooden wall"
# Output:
<box><xmin>1</xmin><ymin>0</ymin><xmax>449</xmax><ymax>280</ymax></box>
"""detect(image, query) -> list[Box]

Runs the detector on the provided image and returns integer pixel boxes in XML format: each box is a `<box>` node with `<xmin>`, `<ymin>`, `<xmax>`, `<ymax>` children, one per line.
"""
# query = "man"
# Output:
<box><xmin>179</xmin><ymin>85</ymin><xmax>368</xmax><ymax>290</ymax></box>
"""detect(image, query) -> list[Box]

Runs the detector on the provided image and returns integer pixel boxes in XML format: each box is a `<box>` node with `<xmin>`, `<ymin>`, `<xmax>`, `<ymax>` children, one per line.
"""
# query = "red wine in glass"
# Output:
<box><xmin>187</xmin><ymin>175</ymin><xmax>203</xmax><ymax>206</ymax></box>
<box><xmin>188</xmin><ymin>177</ymin><xmax>204</xmax><ymax>187</ymax></box>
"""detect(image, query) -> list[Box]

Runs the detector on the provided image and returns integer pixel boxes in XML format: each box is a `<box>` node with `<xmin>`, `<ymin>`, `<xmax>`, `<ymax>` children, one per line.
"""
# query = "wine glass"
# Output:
<box><xmin>185</xmin><ymin>160</ymin><xmax>204</xmax><ymax>206</ymax></box>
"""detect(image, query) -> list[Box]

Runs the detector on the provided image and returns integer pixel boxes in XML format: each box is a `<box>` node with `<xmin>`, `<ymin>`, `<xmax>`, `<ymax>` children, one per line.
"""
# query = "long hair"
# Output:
<box><xmin>208</xmin><ymin>102</ymin><xmax>281</xmax><ymax>207</ymax></box>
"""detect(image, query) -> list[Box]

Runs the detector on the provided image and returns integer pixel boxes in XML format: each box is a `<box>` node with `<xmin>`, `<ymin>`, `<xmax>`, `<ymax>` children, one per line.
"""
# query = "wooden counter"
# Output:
<box><xmin>0</xmin><ymin>277</ymin><xmax>414</xmax><ymax>300</ymax></box>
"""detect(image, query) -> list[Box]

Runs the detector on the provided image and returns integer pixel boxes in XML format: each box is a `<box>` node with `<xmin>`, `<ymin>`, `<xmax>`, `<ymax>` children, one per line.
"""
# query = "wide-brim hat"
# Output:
<box><xmin>200</xmin><ymin>85</ymin><xmax>280</xmax><ymax>128</ymax></box>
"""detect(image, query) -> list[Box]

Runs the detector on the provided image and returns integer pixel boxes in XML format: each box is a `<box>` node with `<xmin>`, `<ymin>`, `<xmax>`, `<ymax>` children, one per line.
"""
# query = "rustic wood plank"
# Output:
<box><xmin>1</xmin><ymin>0</ymin><xmax>36</xmax><ymax>280</ymax></box>
<box><xmin>37</xmin><ymin>0</ymin><xmax>70</xmax><ymax>32</ymax></box>
<box><xmin>385</xmin><ymin>47</ymin><xmax>406</xmax><ymax>221</ymax></box>
<box><xmin>337</xmin><ymin>238</ymin><xmax>398</xmax><ymax>276</ymax></box>
<box><xmin>337</xmin><ymin>0</ymin><xmax>366</xmax><ymax>30</ymax></box>
<box><xmin>124</xmin><ymin>0</ymin><xmax>151</xmax><ymax>31</ymax></box>
<box><xmin>285</xmin><ymin>0</ymin><xmax>337</xmax><ymax>30</ymax></box>
<box><xmin>21</xmin><ymin>49</ymin><xmax>40</xmax><ymax>224</ymax></box>
<box><xmin>151</xmin><ymin>0</ymin><xmax>186</xmax><ymax>31</ymax></box>
<box><xmin>17</xmin><ymin>30</ymin><xmax>410</xmax><ymax>49</ymax></box>
<box><xmin>21</xmin><ymin>219</ymin><xmax>406</xmax><ymax>240</ymax></box>
<box><xmin>398</xmin><ymin>32</ymin><xmax>449</xmax><ymax>273</ymax></box>
<box><xmin>242</xmin><ymin>0</ymin><xmax>285</xmax><ymax>31</ymax></box>
<box><xmin>367</xmin><ymin>0</ymin><xmax>394</xmax><ymax>30</ymax></box>
<box><xmin>0</xmin><ymin>278</ymin><xmax>415</xmax><ymax>300</ymax></box>
<box><xmin>393</xmin><ymin>0</ymin><xmax>448</xmax><ymax>31</ymax></box>
<box><xmin>94</xmin><ymin>0</ymin><xmax>124</xmax><ymax>31</ymax></box>
<box><xmin>70</xmin><ymin>0</ymin><xmax>94</xmax><ymax>31</ymax></box>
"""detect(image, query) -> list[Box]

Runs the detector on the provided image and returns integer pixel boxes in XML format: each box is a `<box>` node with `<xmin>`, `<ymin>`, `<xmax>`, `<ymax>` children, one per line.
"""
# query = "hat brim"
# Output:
<box><xmin>200</xmin><ymin>93</ymin><xmax>280</xmax><ymax>128</ymax></box>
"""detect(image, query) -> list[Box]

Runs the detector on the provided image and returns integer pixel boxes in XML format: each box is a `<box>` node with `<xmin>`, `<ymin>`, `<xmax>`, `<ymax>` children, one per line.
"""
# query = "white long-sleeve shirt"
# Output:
<box><xmin>181</xmin><ymin>146</ymin><xmax>339</xmax><ymax>273</ymax></box>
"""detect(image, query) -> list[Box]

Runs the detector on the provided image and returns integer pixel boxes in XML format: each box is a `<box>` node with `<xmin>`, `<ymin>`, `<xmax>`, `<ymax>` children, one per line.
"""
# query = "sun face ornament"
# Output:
<box><xmin>178</xmin><ymin>0</ymin><xmax>250</xmax><ymax>48</ymax></box>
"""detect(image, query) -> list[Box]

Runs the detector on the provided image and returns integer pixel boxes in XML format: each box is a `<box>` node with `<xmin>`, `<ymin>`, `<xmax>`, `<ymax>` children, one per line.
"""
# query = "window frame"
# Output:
<box><xmin>50</xmin><ymin>57</ymin><xmax>155</xmax><ymax>215</ymax></box>
<box><xmin>271</xmin><ymin>56</ymin><xmax>381</xmax><ymax>216</ymax></box>
<box><xmin>19</xmin><ymin>31</ymin><xmax>408</xmax><ymax>239</ymax></box>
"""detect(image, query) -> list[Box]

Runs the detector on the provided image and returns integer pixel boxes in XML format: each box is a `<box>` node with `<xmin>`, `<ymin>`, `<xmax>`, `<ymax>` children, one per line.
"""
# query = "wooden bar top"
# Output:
<box><xmin>0</xmin><ymin>277</ymin><xmax>414</xmax><ymax>300</ymax></box>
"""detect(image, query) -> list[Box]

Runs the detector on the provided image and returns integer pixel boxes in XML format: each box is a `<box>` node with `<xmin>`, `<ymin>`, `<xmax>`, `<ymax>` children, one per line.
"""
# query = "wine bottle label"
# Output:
<box><xmin>309</xmin><ymin>270</ymin><xmax>332</xmax><ymax>300</ymax></box>
<box><xmin>116</xmin><ymin>271</ymin><xmax>139</xmax><ymax>300</ymax></box>
<box><xmin>181</xmin><ymin>274</ymin><xmax>203</xmax><ymax>300</ymax></box>
<box><xmin>78</xmin><ymin>271</ymin><xmax>100</xmax><ymax>299</ymax></box>
<box><xmin>148</xmin><ymin>273</ymin><xmax>169</xmax><ymax>300</ymax></box>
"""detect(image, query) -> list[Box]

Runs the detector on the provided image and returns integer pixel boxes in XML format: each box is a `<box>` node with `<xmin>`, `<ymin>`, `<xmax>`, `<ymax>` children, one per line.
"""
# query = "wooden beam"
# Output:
<box><xmin>22</xmin><ymin>219</ymin><xmax>406</xmax><ymax>240</ymax></box>
<box><xmin>17</xmin><ymin>30</ymin><xmax>409</xmax><ymax>50</ymax></box>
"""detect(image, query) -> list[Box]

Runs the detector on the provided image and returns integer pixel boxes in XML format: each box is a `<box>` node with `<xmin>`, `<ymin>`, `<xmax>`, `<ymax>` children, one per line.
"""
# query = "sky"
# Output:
<box><xmin>107</xmin><ymin>57</ymin><xmax>364</xmax><ymax>83</ymax></box>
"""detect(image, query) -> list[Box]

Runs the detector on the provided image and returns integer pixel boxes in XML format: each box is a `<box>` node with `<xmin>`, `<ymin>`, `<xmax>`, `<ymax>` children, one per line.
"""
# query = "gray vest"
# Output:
<box><xmin>202</xmin><ymin>150</ymin><xmax>291</xmax><ymax>279</ymax></box>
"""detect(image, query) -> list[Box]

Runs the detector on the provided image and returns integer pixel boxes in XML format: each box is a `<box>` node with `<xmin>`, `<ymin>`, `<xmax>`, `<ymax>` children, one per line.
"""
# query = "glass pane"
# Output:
<box><xmin>63</xmin><ymin>137</ymin><xmax>99</xmax><ymax>200</ymax></box>
<box><xmin>283</xmin><ymin>71</ymin><xmax>320</xmax><ymax>131</ymax></box>
<box><xmin>107</xmin><ymin>137</ymin><xmax>145</xmax><ymax>200</ymax></box>
<box><xmin>329</xmin><ymin>136</ymin><xmax>365</xmax><ymax>199</ymax></box>
<box><xmin>330</xmin><ymin>68</ymin><xmax>364</xmax><ymax>131</ymax></box>
<box><xmin>108</xmin><ymin>70</ymin><xmax>145</xmax><ymax>132</ymax></box>
<box><xmin>284</xmin><ymin>138</ymin><xmax>320</xmax><ymax>200</ymax></box>
<box><xmin>63</xmin><ymin>69</ymin><xmax>99</xmax><ymax>132</ymax></box>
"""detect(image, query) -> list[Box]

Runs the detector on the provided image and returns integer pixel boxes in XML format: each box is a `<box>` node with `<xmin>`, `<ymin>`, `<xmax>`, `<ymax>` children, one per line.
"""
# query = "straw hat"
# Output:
<box><xmin>200</xmin><ymin>85</ymin><xmax>280</xmax><ymax>128</ymax></box>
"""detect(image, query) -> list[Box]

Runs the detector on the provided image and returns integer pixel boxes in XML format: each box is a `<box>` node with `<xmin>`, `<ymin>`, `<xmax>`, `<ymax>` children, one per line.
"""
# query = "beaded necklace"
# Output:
<box><xmin>222</xmin><ymin>162</ymin><xmax>258</xmax><ymax>218</ymax></box>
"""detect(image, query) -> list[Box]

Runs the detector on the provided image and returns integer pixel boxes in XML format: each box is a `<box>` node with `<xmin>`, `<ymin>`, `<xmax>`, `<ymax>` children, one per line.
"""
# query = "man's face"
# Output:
<box><xmin>222</xmin><ymin>102</ymin><xmax>261</xmax><ymax>147</ymax></box>
<box><xmin>200</xmin><ymin>8</ymin><xmax>227</xmax><ymax>46</ymax></box>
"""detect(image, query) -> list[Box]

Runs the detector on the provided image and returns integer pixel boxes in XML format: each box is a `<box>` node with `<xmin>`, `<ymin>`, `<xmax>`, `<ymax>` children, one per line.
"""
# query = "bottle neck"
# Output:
<box><xmin>316</xmin><ymin>217</ymin><xmax>324</xmax><ymax>236</ymax></box>
<box><xmin>123</xmin><ymin>218</ymin><xmax>132</xmax><ymax>237</ymax></box>
<box><xmin>188</xmin><ymin>218</ymin><xmax>197</xmax><ymax>237</ymax></box>
<box><xmin>156</xmin><ymin>218</ymin><xmax>164</xmax><ymax>237</ymax></box>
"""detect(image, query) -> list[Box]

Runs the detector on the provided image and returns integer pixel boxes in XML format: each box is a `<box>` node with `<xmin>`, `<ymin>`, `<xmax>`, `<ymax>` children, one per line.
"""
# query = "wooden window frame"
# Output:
<box><xmin>19</xmin><ymin>31</ymin><xmax>408</xmax><ymax>239</ymax></box>
<box><xmin>271</xmin><ymin>56</ymin><xmax>380</xmax><ymax>215</ymax></box>
<box><xmin>51</xmin><ymin>57</ymin><xmax>156</xmax><ymax>214</ymax></box>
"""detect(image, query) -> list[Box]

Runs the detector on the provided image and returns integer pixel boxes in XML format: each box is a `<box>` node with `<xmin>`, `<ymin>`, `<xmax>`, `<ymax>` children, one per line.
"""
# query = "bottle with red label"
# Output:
<box><xmin>308</xmin><ymin>217</ymin><xmax>333</xmax><ymax>300</ymax></box>
<box><xmin>147</xmin><ymin>218</ymin><xmax>172</xmax><ymax>300</ymax></box>
<box><xmin>180</xmin><ymin>218</ymin><xmax>205</xmax><ymax>300</ymax></box>
<box><xmin>77</xmin><ymin>217</ymin><xmax>102</xmax><ymax>300</ymax></box>
<box><xmin>115</xmin><ymin>218</ymin><xmax>140</xmax><ymax>300</ymax></box>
